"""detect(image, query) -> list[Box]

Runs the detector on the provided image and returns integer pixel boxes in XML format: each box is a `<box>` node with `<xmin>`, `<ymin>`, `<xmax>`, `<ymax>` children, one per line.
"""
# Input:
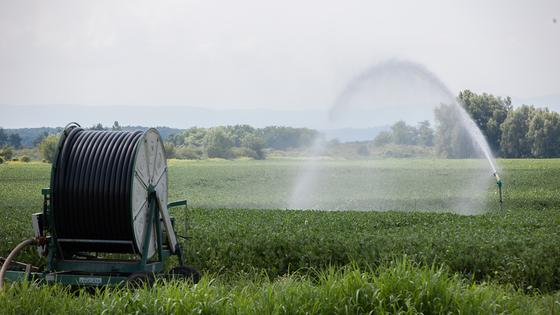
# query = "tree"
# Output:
<box><xmin>357</xmin><ymin>145</ymin><xmax>369</xmax><ymax>156</ymax></box>
<box><xmin>175</xmin><ymin>146</ymin><xmax>203</xmax><ymax>159</ymax></box>
<box><xmin>39</xmin><ymin>135</ymin><xmax>60</xmax><ymax>162</ymax></box>
<box><xmin>174</xmin><ymin>127</ymin><xmax>207</xmax><ymax>147</ymax></box>
<box><xmin>527</xmin><ymin>109</ymin><xmax>560</xmax><ymax>157</ymax></box>
<box><xmin>0</xmin><ymin>146</ymin><xmax>13</xmax><ymax>160</ymax></box>
<box><xmin>527</xmin><ymin>109</ymin><xmax>546</xmax><ymax>157</ymax></box>
<box><xmin>241</xmin><ymin>134</ymin><xmax>266</xmax><ymax>160</ymax></box>
<box><xmin>8</xmin><ymin>133</ymin><xmax>21</xmax><ymax>148</ymax></box>
<box><xmin>417</xmin><ymin>120</ymin><xmax>434</xmax><ymax>146</ymax></box>
<box><xmin>163</xmin><ymin>142</ymin><xmax>176</xmax><ymax>158</ymax></box>
<box><xmin>205</xmin><ymin>127</ymin><xmax>234</xmax><ymax>159</ymax></box>
<box><xmin>373</xmin><ymin>131</ymin><xmax>392</xmax><ymax>147</ymax></box>
<box><xmin>224</xmin><ymin>125</ymin><xmax>256</xmax><ymax>147</ymax></box>
<box><xmin>33</xmin><ymin>131</ymin><xmax>49</xmax><ymax>146</ymax></box>
<box><xmin>500</xmin><ymin>106</ymin><xmax>534</xmax><ymax>158</ymax></box>
<box><xmin>0</xmin><ymin>128</ymin><xmax>7</xmax><ymax>146</ymax></box>
<box><xmin>458</xmin><ymin>90</ymin><xmax>512</xmax><ymax>154</ymax></box>
<box><xmin>112</xmin><ymin>121</ymin><xmax>122</xmax><ymax>131</ymax></box>
<box><xmin>90</xmin><ymin>123</ymin><xmax>105</xmax><ymax>130</ymax></box>
<box><xmin>391</xmin><ymin>121</ymin><xmax>417</xmax><ymax>145</ymax></box>
<box><xmin>434</xmin><ymin>104</ymin><xmax>476</xmax><ymax>158</ymax></box>
<box><xmin>540</xmin><ymin>111</ymin><xmax>560</xmax><ymax>157</ymax></box>
<box><xmin>373</xmin><ymin>122</ymin><xmax>433</xmax><ymax>148</ymax></box>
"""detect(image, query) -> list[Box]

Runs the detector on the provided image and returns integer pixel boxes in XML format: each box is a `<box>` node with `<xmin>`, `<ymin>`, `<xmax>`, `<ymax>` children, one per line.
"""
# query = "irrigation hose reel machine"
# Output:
<box><xmin>0</xmin><ymin>123</ymin><xmax>199</xmax><ymax>288</ymax></box>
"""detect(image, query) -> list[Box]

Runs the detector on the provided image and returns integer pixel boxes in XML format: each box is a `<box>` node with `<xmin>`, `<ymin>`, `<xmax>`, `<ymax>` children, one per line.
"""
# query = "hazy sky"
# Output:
<box><xmin>0</xmin><ymin>0</ymin><xmax>558</xmax><ymax>110</ymax></box>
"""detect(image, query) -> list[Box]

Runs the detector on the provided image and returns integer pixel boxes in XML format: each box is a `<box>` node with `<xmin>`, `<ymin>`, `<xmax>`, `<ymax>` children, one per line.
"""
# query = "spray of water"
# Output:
<box><xmin>289</xmin><ymin>59</ymin><xmax>499</xmax><ymax>213</ymax></box>
<box><xmin>455</xmin><ymin>106</ymin><xmax>498</xmax><ymax>174</ymax></box>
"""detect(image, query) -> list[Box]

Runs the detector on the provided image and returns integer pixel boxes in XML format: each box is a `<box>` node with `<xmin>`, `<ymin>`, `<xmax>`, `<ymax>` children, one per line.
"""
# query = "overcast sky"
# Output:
<box><xmin>0</xmin><ymin>0</ymin><xmax>558</xmax><ymax>110</ymax></box>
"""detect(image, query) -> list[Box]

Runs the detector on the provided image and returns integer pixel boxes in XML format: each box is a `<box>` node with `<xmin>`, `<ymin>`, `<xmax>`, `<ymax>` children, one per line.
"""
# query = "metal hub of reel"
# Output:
<box><xmin>131</xmin><ymin>128</ymin><xmax>174</xmax><ymax>257</ymax></box>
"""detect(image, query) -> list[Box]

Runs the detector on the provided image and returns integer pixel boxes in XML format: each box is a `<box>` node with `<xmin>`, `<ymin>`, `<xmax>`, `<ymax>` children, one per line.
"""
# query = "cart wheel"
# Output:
<box><xmin>168</xmin><ymin>266</ymin><xmax>200</xmax><ymax>284</ymax></box>
<box><xmin>126</xmin><ymin>271</ymin><xmax>155</xmax><ymax>288</ymax></box>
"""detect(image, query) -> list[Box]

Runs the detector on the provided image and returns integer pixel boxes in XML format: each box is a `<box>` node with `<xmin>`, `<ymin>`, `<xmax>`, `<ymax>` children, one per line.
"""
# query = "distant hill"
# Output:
<box><xmin>7</xmin><ymin>96</ymin><xmax>558</xmax><ymax>146</ymax></box>
<box><xmin>0</xmin><ymin>104</ymin><xmax>405</xmax><ymax>145</ymax></box>
<box><xmin>2</xmin><ymin>96</ymin><xmax>558</xmax><ymax>131</ymax></box>
<box><xmin>3</xmin><ymin>125</ymin><xmax>182</xmax><ymax>148</ymax></box>
<box><xmin>0</xmin><ymin>104</ymin><xmax>431</xmax><ymax>131</ymax></box>
<box><xmin>0</xmin><ymin>105</ymin><xmax>327</xmax><ymax>130</ymax></box>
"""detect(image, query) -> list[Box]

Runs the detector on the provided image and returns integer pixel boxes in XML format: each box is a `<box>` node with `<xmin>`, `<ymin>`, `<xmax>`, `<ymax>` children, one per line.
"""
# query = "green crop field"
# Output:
<box><xmin>1</xmin><ymin>159</ymin><xmax>560</xmax><ymax>314</ymax></box>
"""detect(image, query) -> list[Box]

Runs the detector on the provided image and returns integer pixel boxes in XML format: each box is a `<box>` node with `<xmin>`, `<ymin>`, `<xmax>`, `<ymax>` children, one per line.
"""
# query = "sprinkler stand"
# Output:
<box><xmin>493</xmin><ymin>172</ymin><xmax>503</xmax><ymax>210</ymax></box>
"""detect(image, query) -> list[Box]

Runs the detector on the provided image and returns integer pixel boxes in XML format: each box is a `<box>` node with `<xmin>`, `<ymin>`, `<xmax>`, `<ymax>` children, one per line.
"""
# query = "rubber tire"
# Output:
<box><xmin>168</xmin><ymin>266</ymin><xmax>201</xmax><ymax>284</ymax></box>
<box><xmin>126</xmin><ymin>271</ymin><xmax>155</xmax><ymax>288</ymax></box>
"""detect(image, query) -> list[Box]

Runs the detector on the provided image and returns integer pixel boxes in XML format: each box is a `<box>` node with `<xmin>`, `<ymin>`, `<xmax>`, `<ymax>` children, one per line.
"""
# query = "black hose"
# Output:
<box><xmin>51</xmin><ymin>128</ymin><xmax>143</xmax><ymax>254</ymax></box>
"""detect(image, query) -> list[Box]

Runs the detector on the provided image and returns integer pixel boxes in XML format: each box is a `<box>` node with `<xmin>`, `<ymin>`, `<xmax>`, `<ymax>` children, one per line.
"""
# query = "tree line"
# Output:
<box><xmin>2</xmin><ymin>90</ymin><xmax>560</xmax><ymax>162</ymax></box>
<box><xmin>373</xmin><ymin>120</ymin><xmax>434</xmax><ymax>147</ymax></box>
<box><xmin>373</xmin><ymin>90</ymin><xmax>560</xmax><ymax>158</ymax></box>
<box><xmin>0</xmin><ymin>123</ymin><xmax>319</xmax><ymax>162</ymax></box>
<box><xmin>166</xmin><ymin>125</ymin><xmax>319</xmax><ymax>159</ymax></box>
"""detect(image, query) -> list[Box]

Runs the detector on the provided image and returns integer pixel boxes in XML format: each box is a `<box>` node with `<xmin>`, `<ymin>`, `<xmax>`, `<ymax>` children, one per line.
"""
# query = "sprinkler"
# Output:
<box><xmin>493</xmin><ymin>172</ymin><xmax>503</xmax><ymax>210</ymax></box>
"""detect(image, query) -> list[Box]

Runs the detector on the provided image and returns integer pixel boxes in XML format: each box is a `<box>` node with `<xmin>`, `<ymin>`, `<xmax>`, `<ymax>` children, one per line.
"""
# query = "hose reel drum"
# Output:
<box><xmin>0</xmin><ymin>123</ymin><xmax>197</xmax><ymax>287</ymax></box>
<box><xmin>52</xmin><ymin>125</ymin><xmax>174</xmax><ymax>257</ymax></box>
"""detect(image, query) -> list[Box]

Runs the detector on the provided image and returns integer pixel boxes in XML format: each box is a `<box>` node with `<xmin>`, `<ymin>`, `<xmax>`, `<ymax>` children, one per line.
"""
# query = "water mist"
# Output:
<box><xmin>289</xmin><ymin>59</ymin><xmax>502</xmax><ymax>214</ymax></box>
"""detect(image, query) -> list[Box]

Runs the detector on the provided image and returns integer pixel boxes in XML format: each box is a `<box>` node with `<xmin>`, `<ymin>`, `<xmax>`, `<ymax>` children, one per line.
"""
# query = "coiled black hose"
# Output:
<box><xmin>51</xmin><ymin>127</ymin><xmax>143</xmax><ymax>253</ymax></box>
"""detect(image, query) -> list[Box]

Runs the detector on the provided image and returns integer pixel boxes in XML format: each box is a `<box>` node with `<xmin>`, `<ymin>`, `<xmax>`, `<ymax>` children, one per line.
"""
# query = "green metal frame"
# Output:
<box><xmin>3</xmin><ymin>188</ymin><xmax>188</xmax><ymax>286</ymax></box>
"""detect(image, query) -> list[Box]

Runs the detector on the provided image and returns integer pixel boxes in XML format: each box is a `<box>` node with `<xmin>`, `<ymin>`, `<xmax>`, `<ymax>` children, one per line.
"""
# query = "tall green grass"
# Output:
<box><xmin>1</xmin><ymin>259</ymin><xmax>558</xmax><ymax>314</ymax></box>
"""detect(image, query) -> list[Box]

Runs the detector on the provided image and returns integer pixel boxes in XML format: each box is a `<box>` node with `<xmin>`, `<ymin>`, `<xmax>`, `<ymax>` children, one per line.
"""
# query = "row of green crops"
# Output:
<box><xmin>1</xmin><ymin>159</ymin><xmax>560</xmax><ymax>292</ymax></box>
<box><xmin>1</xmin><ymin>259</ymin><xmax>558</xmax><ymax>315</ymax></box>
<box><xmin>181</xmin><ymin>207</ymin><xmax>560</xmax><ymax>292</ymax></box>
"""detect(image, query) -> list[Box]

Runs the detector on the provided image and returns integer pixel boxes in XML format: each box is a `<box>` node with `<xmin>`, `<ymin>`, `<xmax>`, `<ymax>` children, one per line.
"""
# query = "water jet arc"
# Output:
<box><xmin>290</xmin><ymin>59</ymin><xmax>502</xmax><ymax>213</ymax></box>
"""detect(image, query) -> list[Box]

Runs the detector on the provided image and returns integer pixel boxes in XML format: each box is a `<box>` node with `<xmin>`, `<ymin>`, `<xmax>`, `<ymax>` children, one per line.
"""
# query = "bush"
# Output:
<box><xmin>20</xmin><ymin>156</ymin><xmax>31</xmax><ymax>162</ymax></box>
<box><xmin>230</xmin><ymin>147</ymin><xmax>258</xmax><ymax>159</ymax></box>
<box><xmin>38</xmin><ymin>135</ymin><xmax>59</xmax><ymax>162</ymax></box>
<box><xmin>163</xmin><ymin>142</ymin><xmax>176</xmax><ymax>159</ymax></box>
<box><xmin>241</xmin><ymin>134</ymin><xmax>266</xmax><ymax>160</ymax></box>
<box><xmin>0</xmin><ymin>146</ymin><xmax>13</xmax><ymax>160</ymax></box>
<box><xmin>357</xmin><ymin>145</ymin><xmax>369</xmax><ymax>156</ymax></box>
<box><xmin>176</xmin><ymin>146</ymin><xmax>203</xmax><ymax>160</ymax></box>
<box><xmin>0</xmin><ymin>156</ymin><xmax>3</xmax><ymax>164</ymax></box>
<box><xmin>373</xmin><ymin>131</ymin><xmax>392</xmax><ymax>147</ymax></box>
<box><xmin>378</xmin><ymin>144</ymin><xmax>434</xmax><ymax>158</ymax></box>
<box><xmin>205</xmin><ymin>128</ymin><xmax>234</xmax><ymax>159</ymax></box>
